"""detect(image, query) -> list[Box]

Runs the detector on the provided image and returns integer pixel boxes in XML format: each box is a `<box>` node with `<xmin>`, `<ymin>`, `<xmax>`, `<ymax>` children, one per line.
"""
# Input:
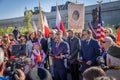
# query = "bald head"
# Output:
<box><xmin>102</xmin><ymin>37</ymin><xmax>114</xmax><ymax>49</ymax></box>
<box><xmin>104</xmin><ymin>37</ymin><xmax>114</xmax><ymax>45</ymax></box>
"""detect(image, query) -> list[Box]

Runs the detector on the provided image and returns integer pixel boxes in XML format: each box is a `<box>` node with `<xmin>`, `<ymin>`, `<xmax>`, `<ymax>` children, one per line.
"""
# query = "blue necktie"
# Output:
<box><xmin>102</xmin><ymin>50</ymin><xmax>107</xmax><ymax>57</ymax></box>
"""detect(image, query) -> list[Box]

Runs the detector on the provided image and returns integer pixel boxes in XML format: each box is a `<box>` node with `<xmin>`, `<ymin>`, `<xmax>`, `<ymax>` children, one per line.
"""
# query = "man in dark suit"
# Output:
<box><xmin>37</xmin><ymin>30</ymin><xmax>48</xmax><ymax>53</ymax></box>
<box><xmin>51</xmin><ymin>31</ymin><xmax>70</xmax><ymax>80</ymax></box>
<box><xmin>78</xmin><ymin>29</ymin><xmax>101</xmax><ymax>74</ymax></box>
<box><xmin>37</xmin><ymin>31</ymin><xmax>48</xmax><ymax>69</ymax></box>
<box><xmin>67</xmin><ymin>30</ymin><xmax>81</xmax><ymax>80</ymax></box>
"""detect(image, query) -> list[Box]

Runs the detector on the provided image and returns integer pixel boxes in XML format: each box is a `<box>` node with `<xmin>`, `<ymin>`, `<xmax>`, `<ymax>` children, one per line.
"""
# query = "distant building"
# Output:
<box><xmin>51</xmin><ymin>1</ymin><xmax>72</xmax><ymax>12</ymax></box>
<box><xmin>0</xmin><ymin>1</ymin><xmax>120</xmax><ymax>29</ymax></box>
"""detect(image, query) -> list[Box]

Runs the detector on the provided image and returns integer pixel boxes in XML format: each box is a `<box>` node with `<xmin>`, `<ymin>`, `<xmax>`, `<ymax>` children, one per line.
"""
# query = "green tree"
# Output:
<box><xmin>23</xmin><ymin>10</ymin><xmax>33</xmax><ymax>32</ymax></box>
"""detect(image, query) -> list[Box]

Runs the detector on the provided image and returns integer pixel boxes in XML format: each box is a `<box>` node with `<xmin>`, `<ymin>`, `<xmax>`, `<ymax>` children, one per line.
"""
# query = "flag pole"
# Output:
<box><xmin>97</xmin><ymin>0</ymin><xmax>103</xmax><ymax>26</ymax></box>
<box><xmin>37</xmin><ymin>0</ymin><xmax>44</xmax><ymax>31</ymax></box>
<box><xmin>56</xmin><ymin>1</ymin><xmax>58</xmax><ymax>11</ymax></box>
<box><xmin>76</xmin><ymin>0</ymin><xmax>78</xmax><ymax>3</ymax></box>
<box><xmin>97</xmin><ymin>0</ymin><xmax>103</xmax><ymax>6</ymax></box>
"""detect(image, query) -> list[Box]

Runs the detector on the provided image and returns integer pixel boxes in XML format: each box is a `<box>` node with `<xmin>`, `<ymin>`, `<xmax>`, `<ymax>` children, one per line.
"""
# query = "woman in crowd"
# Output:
<box><xmin>26</xmin><ymin>32</ymin><xmax>38</xmax><ymax>57</ymax></box>
<box><xmin>8</xmin><ymin>33</ymin><xmax>17</xmax><ymax>43</ymax></box>
<box><xmin>19</xmin><ymin>34</ymin><xmax>26</xmax><ymax>45</ymax></box>
<box><xmin>2</xmin><ymin>34</ymin><xmax>10</xmax><ymax>57</ymax></box>
<box><xmin>0</xmin><ymin>35</ymin><xmax>3</xmax><ymax>47</ymax></box>
<box><xmin>25</xmin><ymin>31</ymin><xmax>31</xmax><ymax>41</ymax></box>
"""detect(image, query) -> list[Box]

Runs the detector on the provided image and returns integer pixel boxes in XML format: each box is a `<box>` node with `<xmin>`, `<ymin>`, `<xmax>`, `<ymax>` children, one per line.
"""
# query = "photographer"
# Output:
<box><xmin>0</xmin><ymin>47</ymin><xmax>25</xmax><ymax>80</ymax></box>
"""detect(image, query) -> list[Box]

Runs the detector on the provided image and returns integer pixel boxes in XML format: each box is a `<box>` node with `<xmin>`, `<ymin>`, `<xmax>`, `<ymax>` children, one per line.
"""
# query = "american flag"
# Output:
<box><xmin>96</xmin><ymin>5</ymin><xmax>105</xmax><ymax>42</ymax></box>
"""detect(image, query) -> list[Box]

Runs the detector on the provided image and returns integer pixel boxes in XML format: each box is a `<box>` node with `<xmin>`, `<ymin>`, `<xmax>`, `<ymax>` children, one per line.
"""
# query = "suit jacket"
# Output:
<box><xmin>51</xmin><ymin>40</ymin><xmax>70</xmax><ymax>69</ymax></box>
<box><xmin>67</xmin><ymin>37</ymin><xmax>81</xmax><ymax>64</ymax></box>
<box><xmin>38</xmin><ymin>38</ymin><xmax>48</xmax><ymax>53</ymax></box>
<box><xmin>80</xmin><ymin>38</ymin><xmax>101</xmax><ymax>65</ymax></box>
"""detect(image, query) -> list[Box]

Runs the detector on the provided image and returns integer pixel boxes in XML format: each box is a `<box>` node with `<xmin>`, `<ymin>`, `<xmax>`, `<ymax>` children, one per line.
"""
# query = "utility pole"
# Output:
<box><xmin>76</xmin><ymin>0</ymin><xmax>78</xmax><ymax>3</ymax></box>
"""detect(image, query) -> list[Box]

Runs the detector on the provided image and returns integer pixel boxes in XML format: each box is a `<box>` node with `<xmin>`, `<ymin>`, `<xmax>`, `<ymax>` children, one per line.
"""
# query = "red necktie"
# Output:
<box><xmin>55</xmin><ymin>42</ymin><xmax>59</xmax><ymax>51</ymax></box>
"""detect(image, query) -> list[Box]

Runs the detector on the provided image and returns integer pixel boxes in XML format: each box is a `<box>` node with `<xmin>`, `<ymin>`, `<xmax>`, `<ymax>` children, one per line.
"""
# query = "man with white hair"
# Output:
<box><xmin>101</xmin><ymin>37</ymin><xmax>120</xmax><ymax>79</ymax></box>
<box><xmin>101</xmin><ymin>37</ymin><xmax>114</xmax><ymax>66</ymax></box>
<box><xmin>105</xmin><ymin>39</ymin><xmax>120</xmax><ymax>79</ymax></box>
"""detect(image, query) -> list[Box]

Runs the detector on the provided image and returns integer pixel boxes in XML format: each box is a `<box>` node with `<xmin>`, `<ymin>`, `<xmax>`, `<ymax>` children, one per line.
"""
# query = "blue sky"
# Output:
<box><xmin>0</xmin><ymin>0</ymin><xmax>117</xmax><ymax>20</ymax></box>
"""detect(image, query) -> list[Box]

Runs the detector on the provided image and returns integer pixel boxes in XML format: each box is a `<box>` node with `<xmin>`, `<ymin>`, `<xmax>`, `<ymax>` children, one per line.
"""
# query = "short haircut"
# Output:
<box><xmin>85</xmin><ymin>29</ymin><xmax>92</xmax><ymax>35</ymax></box>
<box><xmin>67</xmin><ymin>29</ymin><xmax>73</xmax><ymax>33</ymax></box>
<box><xmin>0</xmin><ymin>48</ymin><xmax>4</xmax><ymax>66</ymax></box>
<box><xmin>83</xmin><ymin>67</ymin><xmax>106</xmax><ymax>80</ymax></box>
<box><xmin>55</xmin><ymin>30</ymin><xmax>62</xmax><ymax>36</ymax></box>
<box><xmin>28</xmin><ymin>67</ymin><xmax>52</xmax><ymax>80</ymax></box>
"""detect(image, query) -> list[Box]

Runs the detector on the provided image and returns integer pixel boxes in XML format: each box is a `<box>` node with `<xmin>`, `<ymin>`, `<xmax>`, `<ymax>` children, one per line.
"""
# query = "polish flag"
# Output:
<box><xmin>32</xmin><ymin>21</ymin><xmax>37</xmax><ymax>38</ymax></box>
<box><xmin>43</xmin><ymin>16</ymin><xmax>50</xmax><ymax>38</ymax></box>
<box><xmin>116</xmin><ymin>26</ymin><xmax>120</xmax><ymax>46</ymax></box>
<box><xmin>56</xmin><ymin>5</ymin><xmax>65</xmax><ymax>34</ymax></box>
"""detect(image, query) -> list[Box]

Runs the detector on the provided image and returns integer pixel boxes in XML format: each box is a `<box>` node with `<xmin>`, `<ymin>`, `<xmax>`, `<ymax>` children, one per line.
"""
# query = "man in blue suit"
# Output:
<box><xmin>51</xmin><ymin>31</ymin><xmax>70</xmax><ymax>80</ymax></box>
<box><xmin>78</xmin><ymin>29</ymin><xmax>101</xmax><ymax>74</ymax></box>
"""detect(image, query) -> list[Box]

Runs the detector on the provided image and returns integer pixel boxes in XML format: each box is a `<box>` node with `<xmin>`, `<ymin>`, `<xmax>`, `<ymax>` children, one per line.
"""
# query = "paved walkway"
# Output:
<box><xmin>105</xmin><ymin>70</ymin><xmax>120</xmax><ymax>80</ymax></box>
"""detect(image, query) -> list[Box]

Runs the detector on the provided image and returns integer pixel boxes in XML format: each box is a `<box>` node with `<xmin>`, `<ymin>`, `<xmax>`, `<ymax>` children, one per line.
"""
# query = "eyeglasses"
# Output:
<box><xmin>104</xmin><ymin>32</ymin><xmax>108</xmax><ymax>34</ymax></box>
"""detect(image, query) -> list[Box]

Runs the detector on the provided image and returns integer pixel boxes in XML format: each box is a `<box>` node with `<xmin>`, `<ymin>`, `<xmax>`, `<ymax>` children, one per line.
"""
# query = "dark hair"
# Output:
<box><xmin>67</xmin><ymin>29</ymin><xmax>73</xmax><ymax>33</ymax></box>
<box><xmin>83</xmin><ymin>67</ymin><xmax>106</xmax><ymax>80</ymax></box>
<box><xmin>28</xmin><ymin>67</ymin><xmax>52</xmax><ymax>80</ymax></box>
<box><xmin>84</xmin><ymin>29</ymin><xmax>92</xmax><ymax>35</ymax></box>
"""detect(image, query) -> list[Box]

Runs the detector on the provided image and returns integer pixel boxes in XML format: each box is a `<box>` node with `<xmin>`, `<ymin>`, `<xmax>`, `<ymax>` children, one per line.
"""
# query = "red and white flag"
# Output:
<box><xmin>43</xmin><ymin>16</ymin><xmax>50</xmax><ymax>38</ymax></box>
<box><xmin>116</xmin><ymin>26</ymin><xmax>120</xmax><ymax>46</ymax></box>
<box><xmin>96</xmin><ymin>24</ymin><xmax>105</xmax><ymax>42</ymax></box>
<box><xmin>96</xmin><ymin>5</ymin><xmax>105</xmax><ymax>43</ymax></box>
<box><xmin>56</xmin><ymin>5</ymin><xmax>65</xmax><ymax>34</ymax></box>
<box><xmin>32</xmin><ymin>21</ymin><xmax>37</xmax><ymax>38</ymax></box>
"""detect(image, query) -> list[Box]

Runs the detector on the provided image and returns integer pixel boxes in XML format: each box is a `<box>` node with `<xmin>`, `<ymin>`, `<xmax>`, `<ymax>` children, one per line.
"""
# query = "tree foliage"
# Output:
<box><xmin>23</xmin><ymin>10</ymin><xmax>33</xmax><ymax>32</ymax></box>
<box><xmin>0</xmin><ymin>27</ymin><xmax>14</xmax><ymax>35</ymax></box>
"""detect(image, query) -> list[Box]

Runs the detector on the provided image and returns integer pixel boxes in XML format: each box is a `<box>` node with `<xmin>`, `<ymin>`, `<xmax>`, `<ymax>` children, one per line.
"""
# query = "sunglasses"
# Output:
<box><xmin>102</xmin><ymin>41</ymin><xmax>109</xmax><ymax>43</ymax></box>
<box><xmin>104</xmin><ymin>32</ymin><xmax>108</xmax><ymax>33</ymax></box>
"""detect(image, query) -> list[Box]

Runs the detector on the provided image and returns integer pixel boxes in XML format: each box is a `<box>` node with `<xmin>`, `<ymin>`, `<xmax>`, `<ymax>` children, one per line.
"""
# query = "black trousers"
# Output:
<box><xmin>69</xmin><ymin>63</ymin><xmax>79</xmax><ymax>80</ymax></box>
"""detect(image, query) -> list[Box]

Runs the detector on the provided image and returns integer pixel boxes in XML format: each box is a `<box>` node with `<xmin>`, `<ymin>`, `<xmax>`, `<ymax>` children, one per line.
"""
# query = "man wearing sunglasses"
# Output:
<box><xmin>102</xmin><ymin>37</ymin><xmax>120</xmax><ymax>79</ymax></box>
<box><xmin>101</xmin><ymin>37</ymin><xmax>114</xmax><ymax>67</ymax></box>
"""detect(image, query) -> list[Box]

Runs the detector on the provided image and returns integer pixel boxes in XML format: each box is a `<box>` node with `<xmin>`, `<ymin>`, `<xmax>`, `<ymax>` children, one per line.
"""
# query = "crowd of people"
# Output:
<box><xmin>0</xmin><ymin>26</ymin><xmax>119</xmax><ymax>80</ymax></box>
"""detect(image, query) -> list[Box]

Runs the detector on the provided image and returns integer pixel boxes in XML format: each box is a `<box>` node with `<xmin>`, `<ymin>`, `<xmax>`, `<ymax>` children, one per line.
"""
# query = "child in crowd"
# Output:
<box><xmin>31</xmin><ymin>42</ymin><xmax>46</xmax><ymax>68</ymax></box>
